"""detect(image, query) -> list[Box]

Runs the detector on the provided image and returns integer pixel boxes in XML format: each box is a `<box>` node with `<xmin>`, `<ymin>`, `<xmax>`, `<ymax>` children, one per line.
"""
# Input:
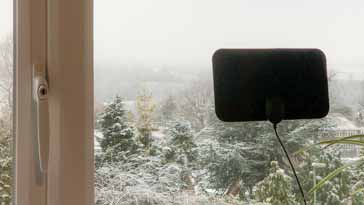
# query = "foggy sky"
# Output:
<box><xmin>94</xmin><ymin>0</ymin><xmax>364</xmax><ymax>72</ymax></box>
<box><xmin>0</xmin><ymin>1</ymin><xmax>12</xmax><ymax>38</ymax></box>
<box><xmin>1</xmin><ymin>0</ymin><xmax>364</xmax><ymax>73</ymax></box>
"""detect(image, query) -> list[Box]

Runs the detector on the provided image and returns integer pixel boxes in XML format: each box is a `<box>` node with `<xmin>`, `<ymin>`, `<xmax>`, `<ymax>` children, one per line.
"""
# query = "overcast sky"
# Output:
<box><xmin>1</xmin><ymin>0</ymin><xmax>364</xmax><ymax>72</ymax></box>
<box><xmin>0</xmin><ymin>1</ymin><xmax>12</xmax><ymax>39</ymax></box>
<box><xmin>94</xmin><ymin>0</ymin><xmax>364</xmax><ymax>72</ymax></box>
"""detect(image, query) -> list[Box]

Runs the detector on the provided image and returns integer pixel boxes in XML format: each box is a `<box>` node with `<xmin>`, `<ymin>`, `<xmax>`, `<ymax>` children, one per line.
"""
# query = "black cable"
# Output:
<box><xmin>273</xmin><ymin>123</ymin><xmax>307</xmax><ymax>205</ymax></box>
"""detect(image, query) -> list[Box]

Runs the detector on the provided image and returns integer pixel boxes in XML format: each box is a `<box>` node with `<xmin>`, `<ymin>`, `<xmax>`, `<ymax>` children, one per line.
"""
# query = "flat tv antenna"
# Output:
<box><xmin>212</xmin><ymin>49</ymin><xmax>329</xmax><ymax>205</ymax></box>
<box><xmin>213</xmin><ymin>49</ymin><xmax>329</xmax><ymax>124</ymax></box>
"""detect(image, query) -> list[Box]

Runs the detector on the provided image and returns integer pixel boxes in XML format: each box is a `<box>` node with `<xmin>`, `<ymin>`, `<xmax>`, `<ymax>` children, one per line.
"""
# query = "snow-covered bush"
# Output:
<box><xmin>0</xmin><ymin>120</ymin><xmax>12</xmax><ymax>205</ymax></box>
<box><xmin>96</xmin><ymin>156</ymin><xmax>187</xmax><ymax>204</ymax></box>
<box><xmin>253</xmin><ymin>161</ymin><xmax>298</xmax><ymax>205</ymax></box>
<box><xmin>167</xmin><ymin>121</ymin><xmax>197</xmax><ymax>166</ymax></box>
<box><xmin>310</xmin><ymin>151</ymin><xmax>351</xmax><ymax>204</ymax></box>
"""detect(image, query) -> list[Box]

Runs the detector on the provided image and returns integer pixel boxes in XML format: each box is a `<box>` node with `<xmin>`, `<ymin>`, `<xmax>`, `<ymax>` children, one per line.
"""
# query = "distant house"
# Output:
<box><xmin>319</xmin><ymin>113</ymin><xmax>364</xmax><ymax>159</ymax></box>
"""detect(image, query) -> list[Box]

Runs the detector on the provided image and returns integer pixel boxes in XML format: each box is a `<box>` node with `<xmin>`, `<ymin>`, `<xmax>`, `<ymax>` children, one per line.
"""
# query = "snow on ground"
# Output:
<box><xmin>94</xmin><ymin>127</ymin><xmax>168</xmax><ymax>152</ymax></box>
<box><xmin>152</xmin><ymin>127</ymin><xmax>166</xmax><ymax>140</ymax></box>
<box><xmin>330</xmin><ymin>113</ymin><xmax>364</xmax><ymax>130</ymax></box>
<box><xmin>342</xmin><ymin>157</ymin><xmax>361</xmax><ymax>164</ymax></box>
<box><xmin>151</xmin><ymin>128</ymin><xmax>168</xmax><ymax>146</ymax></box>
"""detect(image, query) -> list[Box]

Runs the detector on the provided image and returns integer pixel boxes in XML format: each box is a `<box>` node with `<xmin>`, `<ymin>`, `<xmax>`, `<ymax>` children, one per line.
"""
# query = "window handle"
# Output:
<box><xmin>33</xmin><ymin>64</ymin><xmax>50</xmax><ymax>174</ymax></box>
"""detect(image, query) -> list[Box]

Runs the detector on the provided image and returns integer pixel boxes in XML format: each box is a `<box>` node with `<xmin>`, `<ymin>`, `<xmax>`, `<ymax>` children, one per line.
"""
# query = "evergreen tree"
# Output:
<box><xmin>167</xmin><ymin>121</ymin><xmax>197</xmax><ymax>165</ymax></box>
<box><xmin>254</xmin><ymin>161</ymin><xmax>298</xmax><ymax>205</ymax></box>
<box><xmin>136</xmin><ymin>86</ymin><xmax>156</xmax><ymax>150</ymax></box>
<box><xmin>160</xmin><ymin>95</ymin><xmax>177</xmax><ymax>122</ymax></box>
<box><xmin>209</xmin><ymin>116</ymin><xmax>336</xmax><ymax>200</ymax></box>
<box><xmin>205</xmin><ymin>121</ymin><xmax>280</xmax><ymax>199</ymax></box>
<box><xmin>315</xmin><ymin>151</ymin><xmax>351</xmax><ymax>204</ymax></box>
<box><xmin>98</xmin><ymin>96</ymin><xmax>139</xmax><ymax>164</ymax></box>
<box><xmin>207</xmin><ymin>148</ymin><xmax>249</xmax><ymax>199</ymax></box>
<box><xmin>163</xmin><ymin>121</ymin><xmax>198</xmax><ymax>191</ymax></box>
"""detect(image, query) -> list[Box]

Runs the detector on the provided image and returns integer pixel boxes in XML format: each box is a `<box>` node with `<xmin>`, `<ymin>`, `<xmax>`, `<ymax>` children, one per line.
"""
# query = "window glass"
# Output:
<box><xmin>0</xmin><ymin>0</ymin><xmax>13</xmax><ymax>204</ymax></box>
<box><xmin>95</xmin><ymin>1</ymin><xmax>364</xmax><ymax>204</ymax></box>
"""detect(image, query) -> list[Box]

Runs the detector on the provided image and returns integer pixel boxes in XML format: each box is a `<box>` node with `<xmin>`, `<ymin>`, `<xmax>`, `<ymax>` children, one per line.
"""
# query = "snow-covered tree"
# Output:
<box><xmin>168</xmin><ymin>121</ymin><xmax>197</xmax><ymax>164</ymax></box>
<box><xmin>126</xmin><ymin>110</ymin><xmax>136</xmax><ymax>126</ymax></box>
<box><xmin>314</xmin><ymin>151</ymin><xmax>351</xmax><ymax>204</ymax></box>
<box><xmin>0</xmin><ymin>121</ymin><xmax>12</xmax><ymax>205</ymax></box>
<box><xmin>136</xmin><ymin>86</ymin><xmax>156</xmax><ymax>150</ymax></box>
<box><xmin>207</xmin><ymin>147</ymin><xmax>249</xmax><ymax>199</ymax></box>
<box><xmin>160</xmin><ymin>95</ymin><xmax>178</xmax><ymax>123</ymax></box>
<box><xmin>298</xmin><ymin>148</ymin><xmax>352</xmax><ymax>205</ymax></box>
<box><xmin>164</xmin><ymin>121</ymin><xmax>198</xmax><ymax>191</ymax></box>
<box><xmin>97</xmin><ymin>96</ymin><xmax>140</xmax><ymax>164</ymax></box>
<box><xmin>349</xmin><ymin>168</ymin><xmax>364</xmax><ymax>205</ymax></box>
<box><xmin>177</xmin><ymin>79</ymin><xmax>214</xmax><ymax>131</ymax></box>
<box><xmin>0</xmin><ymin>35</ymin><xmax>13</xmax><ymax>112</ymax></box>
<box><xmin>0</xmin><ymin>35</ymin><xmax>13</xmax><ymax>205</ymax></box>
<box><xmin>293</xmin><ymin>116</ymin><xmax>354</xmax><ymax>204</ymax></box>
<box><xmin>254</xmin><ymin>161</ymin><xmax>298</xmax><ymax>205</ymax></box>
<box><xmin>205</xmin><ymin>121</ymin><xmax>288</xmax><ymax>199</ymax></box>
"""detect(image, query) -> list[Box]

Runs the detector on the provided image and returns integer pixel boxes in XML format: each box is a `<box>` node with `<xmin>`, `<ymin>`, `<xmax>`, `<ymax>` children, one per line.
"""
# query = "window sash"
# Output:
<box><xmin>15</xmin><ymin>0</ymin><xmax>94</xmax><ymax>204</ymax></box>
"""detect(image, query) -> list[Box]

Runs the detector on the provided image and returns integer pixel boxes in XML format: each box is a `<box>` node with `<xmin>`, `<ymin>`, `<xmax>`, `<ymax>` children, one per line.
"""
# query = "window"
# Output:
<box><xmin>94</xmin><ymin>1</ymin><xmax>364</xmax><ymax>204</ymax></box>
<box><xmin>0</xmin><ymin>0</ymin><xmax>13</xmax><ymax>204</ymax></box>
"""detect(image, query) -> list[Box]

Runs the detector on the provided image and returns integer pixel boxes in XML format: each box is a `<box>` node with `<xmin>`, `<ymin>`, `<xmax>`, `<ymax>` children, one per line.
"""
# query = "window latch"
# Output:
<box><xmin>33</xmin><ymin>64</ymin><xmax>49</xmax><ymax>174</ymax></box>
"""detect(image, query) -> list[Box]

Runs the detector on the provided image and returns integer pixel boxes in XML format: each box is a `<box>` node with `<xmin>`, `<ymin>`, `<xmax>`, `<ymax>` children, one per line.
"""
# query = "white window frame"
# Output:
<box><xmin>15</xmin><ymin>0</ymin><xmax>94</xmax><ymax>204</ymax></box>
